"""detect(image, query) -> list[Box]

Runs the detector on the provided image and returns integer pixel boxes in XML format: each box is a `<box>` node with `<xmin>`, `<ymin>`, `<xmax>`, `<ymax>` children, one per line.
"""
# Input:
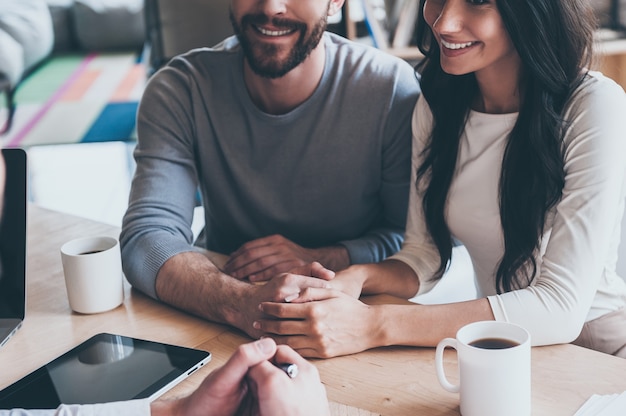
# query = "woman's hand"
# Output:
<box><xmin>256</xmin><ymin>288</ymin><xmax>383</xmax><ymax>358</ymax></box>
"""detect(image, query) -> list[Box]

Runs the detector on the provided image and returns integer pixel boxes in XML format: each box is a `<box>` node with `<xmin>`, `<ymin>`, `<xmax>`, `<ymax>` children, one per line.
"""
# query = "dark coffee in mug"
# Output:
<box><xmin>78</xmin><ymin>250</ymin><xmax>105</xmax><ymax>255</ymax></box>
<box><xmin>469</xmin><ymin>337</ymin><xmax>520</xmax><ymax>349</ymax></box>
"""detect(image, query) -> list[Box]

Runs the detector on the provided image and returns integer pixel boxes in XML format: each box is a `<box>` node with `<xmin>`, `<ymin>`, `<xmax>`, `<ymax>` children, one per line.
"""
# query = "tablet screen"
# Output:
<box><xmin>0</xmin><ymin>333</ymin><xmax>211</xmax><ymax>409</ymax></box>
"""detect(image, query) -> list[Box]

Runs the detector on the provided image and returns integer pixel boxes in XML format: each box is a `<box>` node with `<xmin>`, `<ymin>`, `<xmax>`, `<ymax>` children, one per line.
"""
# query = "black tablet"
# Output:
<box><xmin>0</xmin><ymin>333</ymin><xmax>212</xmax><ymax>409</ymax></box>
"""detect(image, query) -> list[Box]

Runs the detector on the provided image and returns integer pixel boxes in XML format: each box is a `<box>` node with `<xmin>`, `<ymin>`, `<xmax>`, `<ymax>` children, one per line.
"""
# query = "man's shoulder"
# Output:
<box><xmin>174</xmin><ymin>36</ymin><xmax>240</xmax><ymax>60</ymax></box>
<box><xmin>166</xmin><ymin>36</ymin><xmax>241</xmax><ymax>73</ymax></box>
<box><xmin>324</xmin><ymin>32</ymin><xmax>416</xmax><ymax>76</ymax></box>
<box><xmin>208</xmin><ymin>35</ymin><xmax>242</xmax><ymax>53</ymax></box>
<box><xmin>325</xmin><ymin>32</ymin><xmax>408</xmax><ymax>62</ymax></box>
<box><xmin>323</xmin><ymin>33</ymin><xmax>419</xmax><ymax>97</ymax></box>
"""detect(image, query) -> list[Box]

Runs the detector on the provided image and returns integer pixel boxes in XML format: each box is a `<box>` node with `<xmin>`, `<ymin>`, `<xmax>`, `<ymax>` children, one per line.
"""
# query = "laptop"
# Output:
<box><xmin>0</xmin><ymin>148</ymin><xmax>27</xmax><ymax>348</ymax></box>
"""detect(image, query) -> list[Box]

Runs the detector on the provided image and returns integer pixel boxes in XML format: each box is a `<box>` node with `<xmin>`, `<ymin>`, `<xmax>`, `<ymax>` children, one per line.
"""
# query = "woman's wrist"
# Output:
<box><xmin>364</xmin><ymin>304</ymin><xmax>391</xmax><ymax>348</ymax></box>
<box><xmin>333</xmin><ymin>264</ymin><xmax>369</xmax><ymax>298</ymax></box>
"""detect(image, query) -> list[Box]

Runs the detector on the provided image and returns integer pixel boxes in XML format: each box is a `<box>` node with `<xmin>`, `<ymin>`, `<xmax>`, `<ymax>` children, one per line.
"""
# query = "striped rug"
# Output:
<box><xmin>1</xmin><ymin>52</ymin><xmax>145</xmax><ymax>148</ymax></box>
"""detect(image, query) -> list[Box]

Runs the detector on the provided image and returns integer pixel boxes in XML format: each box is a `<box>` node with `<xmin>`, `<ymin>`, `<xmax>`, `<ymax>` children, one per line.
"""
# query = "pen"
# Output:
<box><xmin>275</xmin><ymin>362</ymin><xmax>298</xmax><ymax>379</ymax></box>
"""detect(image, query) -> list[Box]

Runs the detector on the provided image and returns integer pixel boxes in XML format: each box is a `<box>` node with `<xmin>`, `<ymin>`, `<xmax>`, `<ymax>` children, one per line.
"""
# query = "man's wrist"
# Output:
<box><xmin>222</xmin><ymin>282</ymin><xmax>256</xmax><ymax>329</ymax></box>
<box><xmin>156</xmin><ymin>252</ymin><xmax>254</xmax><ymax>332</ymax></box>
<box><xmin>151</xmin><ymin>397</ymin><xmax>184</xmax><ymax>416</ymax></box>
<box><xmin>314</xmin><ymin>245</ymin><xmax>350</xmax><ymax>271</ymax></box>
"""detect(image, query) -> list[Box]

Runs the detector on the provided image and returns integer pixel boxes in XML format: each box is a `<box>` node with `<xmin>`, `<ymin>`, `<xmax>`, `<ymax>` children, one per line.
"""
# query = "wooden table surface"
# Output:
<box><xmin>2</xmin><ymin>205</ymin><xmax>626</xmax><ymax>415</ymax></box>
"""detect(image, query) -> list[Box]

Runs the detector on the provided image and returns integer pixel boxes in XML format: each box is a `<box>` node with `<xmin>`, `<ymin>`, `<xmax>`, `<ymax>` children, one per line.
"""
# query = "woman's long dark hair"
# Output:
<box><xmin>414</xmin><ymin>0</ymin><xmax>596</xmax><ymax>293</ymax></box>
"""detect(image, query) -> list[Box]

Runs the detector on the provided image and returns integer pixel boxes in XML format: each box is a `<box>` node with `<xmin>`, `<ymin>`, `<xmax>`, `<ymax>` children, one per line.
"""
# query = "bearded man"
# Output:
<box><xmin>120</xmin><ymin>0</ymin><xmax>420</xmax><ymax>341</ymax></box>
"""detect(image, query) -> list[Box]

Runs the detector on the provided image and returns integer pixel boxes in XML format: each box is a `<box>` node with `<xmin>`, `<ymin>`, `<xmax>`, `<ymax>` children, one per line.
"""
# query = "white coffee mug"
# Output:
<box><xmin>435</xmin><ymin>321</ymin><xmax>531</xmax><ymax>416</ymax></box>
<box><xmin>60</xmin><ymin>236</ymin><xmax>124</xmax><ymax>314</ymax></box>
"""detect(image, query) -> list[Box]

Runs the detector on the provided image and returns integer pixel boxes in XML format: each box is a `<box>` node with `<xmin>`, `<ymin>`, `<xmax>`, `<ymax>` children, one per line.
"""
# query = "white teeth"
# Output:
<box><xmin>441</xmin><ymin>39</ymin><xmax>475</xmax><ymax>50</ymax></box>
<box><xmin>257</xmin><ymin>26</ymin><xmax>293</xmax><ymax>36</ymax></box>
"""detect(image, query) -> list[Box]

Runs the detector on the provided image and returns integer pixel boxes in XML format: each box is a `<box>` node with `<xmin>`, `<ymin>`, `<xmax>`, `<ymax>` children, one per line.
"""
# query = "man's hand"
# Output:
<box><xmin>223</xmin><ymin>235</ymin><xmax>350</xmax><ymax>281</ymax></box>
<box><xmin>151</xmin><ymin>338</ymin><xmax>330</xmax><ymax>416</ymax></box>
<box><xmin>151</xmin><ymin>338</ymin><xmax>277</xmax><ymax>416</ymax></box>
<box><xmin>155</xmin><ymin>253</ymin><xmax>335</xmax><ymax>340</ymax></box>
<box><xmin>242</xmin><ymin>344</ymin><xmax>330</xmax><ymax>416</ymax></box>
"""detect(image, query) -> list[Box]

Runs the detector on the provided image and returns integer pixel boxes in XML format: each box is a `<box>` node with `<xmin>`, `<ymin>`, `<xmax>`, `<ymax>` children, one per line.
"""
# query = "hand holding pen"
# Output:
<box><xmin>161</xmin><ymin>338</ymin><xmax>328</xmax><ymax>416</ymax></box>
<box><xmin>275</xmin><ymin>362</ymin><xmax>299</xmax><ymax>378</ymax></box>
<box><xmin>242</xmin><ymin>342</ymin><xmax>330</xmax><ymax>416</ymax></box>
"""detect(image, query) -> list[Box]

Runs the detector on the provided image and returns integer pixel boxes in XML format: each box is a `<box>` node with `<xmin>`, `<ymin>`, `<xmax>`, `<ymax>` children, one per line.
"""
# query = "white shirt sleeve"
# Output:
<box><xmin>487</xmin><ymin>73</ymin><xmax>626</xmax><ymax>345</ymax></box>
<box><xmin>388</xmin><ymin>95</ymin><xmax>442</xmax><ymax>295</ymax></box>
<box><xmin>0</xmin><ymin>399</ymin><xmax>151</xmax><ymax>416</ymax></box>
<box><xmin>394</xmin><ymin>73</ymin><xmax>626</xmax><ymax>347</ymax></box>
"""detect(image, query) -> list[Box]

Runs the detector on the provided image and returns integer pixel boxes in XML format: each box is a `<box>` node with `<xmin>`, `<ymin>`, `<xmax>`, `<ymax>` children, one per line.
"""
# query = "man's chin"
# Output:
<box><xmin>246</xmin><ymin>50</ymin><xmax>298</xmax><ymax>79</ymax></box>
<box><xmin>239</xmin><ymin>26</ymin><xmax>323</xmax><ymax>79</ymax></box>
<box><xmin>248</xmin><ymin>62</ymin><xmax>293</xmax><ymax>79</ymax></box>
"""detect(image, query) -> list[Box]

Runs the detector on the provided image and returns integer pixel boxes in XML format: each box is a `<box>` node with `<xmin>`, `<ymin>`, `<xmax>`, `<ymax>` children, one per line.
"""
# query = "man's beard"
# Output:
<box><xmin>230</xmin><ymin>10</ymin><xmax>328</xmax><ymax>79</ymax></box>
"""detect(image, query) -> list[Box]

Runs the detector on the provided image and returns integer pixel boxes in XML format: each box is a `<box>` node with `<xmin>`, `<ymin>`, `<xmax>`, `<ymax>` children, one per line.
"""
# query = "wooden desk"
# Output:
<box><xmin>3</xmin><ymin>205</ymin><xmax>626</xmax><ymax>415</ymax></box>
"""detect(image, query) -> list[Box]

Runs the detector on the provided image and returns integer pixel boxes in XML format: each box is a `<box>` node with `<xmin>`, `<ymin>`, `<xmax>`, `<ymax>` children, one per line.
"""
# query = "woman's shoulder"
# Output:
<box><xmin>562</xmin><ymin>71</ymin><xmax>626</xmax><ymax>153</ymax></box>
<box><xmin>568</xmin><ymin>71</ymin><xmax>626</xmax><ymax>109</ymax></box>
<box><xmin>582</xmin><ymin>70</ymin><xmax>624</xmax><ymax>90</ymax></box>
<box><xmin>564</xmin><ymin>71</ymin><xmax>626</xmax><ymax>127</ymax></box>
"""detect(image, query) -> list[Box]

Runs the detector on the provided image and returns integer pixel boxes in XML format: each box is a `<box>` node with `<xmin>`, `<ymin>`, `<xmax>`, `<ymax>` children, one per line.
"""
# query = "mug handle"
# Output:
<box><xmin>435</xmin><ymin>337</ymin><xmax>460</xmax><ymax>393</ymax></box>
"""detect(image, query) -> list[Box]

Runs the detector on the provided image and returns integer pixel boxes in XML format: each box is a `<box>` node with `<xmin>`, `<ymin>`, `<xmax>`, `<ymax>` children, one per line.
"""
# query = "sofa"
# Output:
<box><xmin>2</xmin><ymin>0</ymin><xmax>145</xmax><ymax>82</ymax></box>
<box><xmin>1</xmin><ymin>0</ymin><xmax>145</xmax><ymax>134</ymax></box>
<box><xmin>0</xmin><ymin>0</ymin><xmax>54</xmax><ymax>90</ymax></box>
<box><xmin>47</xmin><ymin>0</ymin><xmax>145</xmax><ymax>53</ymax></box>
<box><xmin>0</xmin><ymin>0</ymin><xmax>54</xmax><ymax>133</ymax></box>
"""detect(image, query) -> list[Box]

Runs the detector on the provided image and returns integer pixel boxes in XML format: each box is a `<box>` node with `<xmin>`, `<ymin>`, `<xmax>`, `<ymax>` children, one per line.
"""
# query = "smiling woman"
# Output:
<box><xmin>422</xmin><ymin>0</ymin><xmax>521</xmax><ymax>111</ymax></box>
<box><xmin>252</xmin><ymin>0</ymin><xmax>626</xmax><ymax>360</ymax></box>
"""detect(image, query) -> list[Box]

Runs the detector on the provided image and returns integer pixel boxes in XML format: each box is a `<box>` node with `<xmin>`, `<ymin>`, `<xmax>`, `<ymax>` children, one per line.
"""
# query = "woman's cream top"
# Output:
<box><xmin>391</xmin><ymin>72</ymin><xmax>626</xmax><ymax>345</ymax></box>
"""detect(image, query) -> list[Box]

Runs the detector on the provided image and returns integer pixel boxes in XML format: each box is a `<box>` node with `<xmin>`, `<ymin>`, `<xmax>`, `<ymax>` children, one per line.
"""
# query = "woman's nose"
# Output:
<box><xmin>432</xmin><ymin>0</ymin><xmax>464</xmax><ymax>34</ymax></box>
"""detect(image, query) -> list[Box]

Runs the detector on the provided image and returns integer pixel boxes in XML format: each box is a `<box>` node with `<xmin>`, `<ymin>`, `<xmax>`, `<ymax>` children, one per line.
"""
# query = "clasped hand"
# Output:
<box><xmin>224</xmin><ymin>234</ymin><xmax>320</xmax><ymax>281</ymax></box>
<box><xmin>223</xmin><ymin>237</ymin><xmax>373</xmax><ymax>358</ymax></box>
<box><xmin>252</xmin><ymin>266</ymin><xmax>375</xmax><ymax>359</ymax></box>
<box><xmin>237</xmin><ymin>262</ymin><xmax>335</xmax><ymax>339</ymax></box>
